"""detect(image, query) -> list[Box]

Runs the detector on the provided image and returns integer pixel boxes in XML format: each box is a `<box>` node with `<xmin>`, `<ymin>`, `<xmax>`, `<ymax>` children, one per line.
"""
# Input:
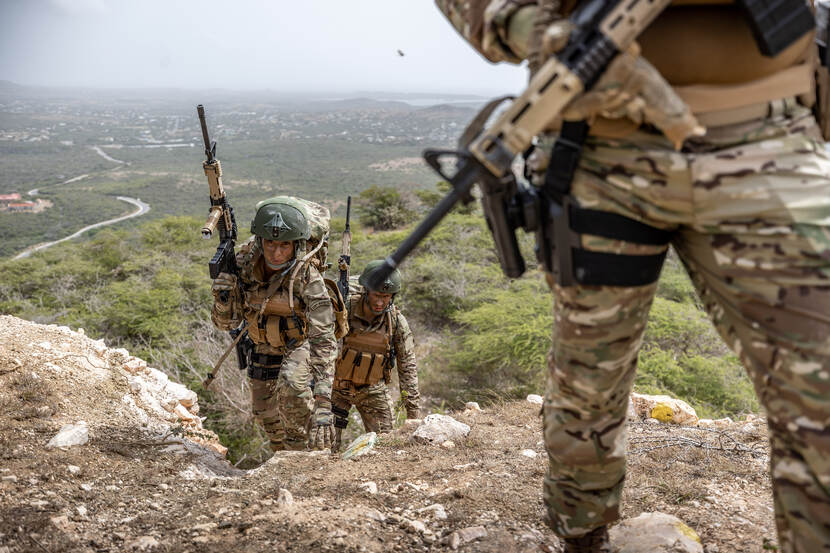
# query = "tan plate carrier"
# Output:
<box><xmin>335</xmin><ymin>311</ymin><xmax>393</xmax><ymax>387</ymax></box>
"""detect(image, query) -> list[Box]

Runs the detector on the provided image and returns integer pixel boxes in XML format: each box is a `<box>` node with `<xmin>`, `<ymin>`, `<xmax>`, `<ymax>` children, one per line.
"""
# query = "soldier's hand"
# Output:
<box><xmin>211</xmin><ymin>272</ymin><xmax>237</xmax><ymax>295</ymax></box>
<box><xmin>309</xmin><ymin>398</ymin><xmax>334</xmax><ymax>450</ymax></box>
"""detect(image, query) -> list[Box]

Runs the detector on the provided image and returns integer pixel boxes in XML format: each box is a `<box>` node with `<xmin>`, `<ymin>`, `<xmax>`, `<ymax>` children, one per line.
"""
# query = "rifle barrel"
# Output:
<box><xmin>367</xmin><ymin>164</ymin><xmax>475</xmax><ymax>289</ymax></box>
<box><xmin>197</xmin><ymin>104</ymin><xmax>214</xmax><ymax>162</ymax></box>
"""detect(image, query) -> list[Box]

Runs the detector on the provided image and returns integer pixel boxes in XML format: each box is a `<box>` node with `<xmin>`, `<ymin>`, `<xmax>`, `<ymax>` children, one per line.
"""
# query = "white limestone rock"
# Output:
<box><xmin>47</xmin><ymin>421</ymin><xmax>88</xmax><ymax>448</ymax></box>
<box><xmin>412</xmin><ymin>414</ymin><xmax>470</xmax><ymax>445</ymax></box>
<box><xmin>610</xmin><ymin>512</ymin><xmax>703</xmax><ymax>553</ymax></box>
<box><xmin>630</xmin><ymin>393</ymin><xmax>698</xmax><ymax>426</ymax></box>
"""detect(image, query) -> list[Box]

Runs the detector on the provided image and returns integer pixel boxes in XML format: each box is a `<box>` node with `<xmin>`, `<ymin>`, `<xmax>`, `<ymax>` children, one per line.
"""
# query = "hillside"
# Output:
<box><xmin>1</xmin><ymin>315</ymin><xmax>776</xmax><ymax>553</ymax></box>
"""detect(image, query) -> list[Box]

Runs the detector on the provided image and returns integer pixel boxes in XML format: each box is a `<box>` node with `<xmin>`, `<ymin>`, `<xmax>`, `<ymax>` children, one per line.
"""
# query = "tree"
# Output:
<box><xmin>356</xmin><ymin>185</ymin><xmax>417</xmax><ymax>230</ymax></box>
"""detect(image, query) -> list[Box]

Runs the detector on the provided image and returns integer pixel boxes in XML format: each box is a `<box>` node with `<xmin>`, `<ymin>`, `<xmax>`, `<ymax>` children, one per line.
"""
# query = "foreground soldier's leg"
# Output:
<box><xmin>544</xmin><ymin>280</ymin><xmax>658</xmax><ymax>537</ymax></box>
<box><xmin>353</xmin><ymin>383</ymin><xmax>395</xmax><ymax>434</ymax></box>
<box><xmin>276</xmin><ymin>342</ymin><xmax>314</xmax><ymax>450</ymax></box>
<box><xmin>249</xmin><ymin>378</ymin><xmax>286</xmax><ymax>452</ymax></box>
<box><xmin>673</xmin><ymin>124</ymin><xmax>830</xmax><ymax>553</ymax></box>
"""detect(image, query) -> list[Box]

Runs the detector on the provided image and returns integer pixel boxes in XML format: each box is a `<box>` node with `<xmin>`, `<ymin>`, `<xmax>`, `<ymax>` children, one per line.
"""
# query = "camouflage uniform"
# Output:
<box><xmin>437</xmin><ymin>2</ymin><xmax>830</xmax><ymax>552</ymax></box>
<box><xmin>212</xmin><ymin>237</ymin><xmax>338</xmax><ymax>450</ymax></box>
<box><xmin>332</xmin><ymin>283</ymin><xmax>419</xmax><ymax>432</ymax></box>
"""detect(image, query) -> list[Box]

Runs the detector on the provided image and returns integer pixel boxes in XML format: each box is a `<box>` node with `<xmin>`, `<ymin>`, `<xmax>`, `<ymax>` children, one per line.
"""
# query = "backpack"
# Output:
<box><xmin>284</xmin><ymin>197</ymin><xmax>349</xmax><ymax>340</ymax></box>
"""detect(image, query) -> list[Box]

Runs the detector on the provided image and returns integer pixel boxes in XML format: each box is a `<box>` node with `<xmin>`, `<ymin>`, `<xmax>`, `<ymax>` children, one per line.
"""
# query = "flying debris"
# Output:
<box><xmin>397</xmin><ymin>49</ymin><xmax>405</xmax><ymax>57</ymax></box>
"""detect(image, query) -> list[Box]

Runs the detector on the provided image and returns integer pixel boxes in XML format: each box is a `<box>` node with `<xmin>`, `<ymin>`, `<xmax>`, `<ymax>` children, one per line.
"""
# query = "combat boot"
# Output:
<box><xmin>562</xmin><ymin>525</ymin><xmax>612</xmax><ymax>553</ymax></box>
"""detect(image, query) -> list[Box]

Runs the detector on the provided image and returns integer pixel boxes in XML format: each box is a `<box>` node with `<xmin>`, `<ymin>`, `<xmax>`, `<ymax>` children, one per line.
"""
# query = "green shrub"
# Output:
<box><xmin>636</xmin><ymin>348</ymin><xmax>758</xmax><ymax>419</ymax></box>
<box><xmin>356</xmin><ymin>185</ymin><xmax>417</xmax><ymax>230</ymax></box>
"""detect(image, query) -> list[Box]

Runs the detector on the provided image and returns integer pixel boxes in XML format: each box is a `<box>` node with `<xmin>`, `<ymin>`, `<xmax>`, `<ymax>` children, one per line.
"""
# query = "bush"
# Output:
<box><xmin>356</xmin><ymin>185</ymin><xmax>417</xmax><ymax>230</ymax></box>
<box><xmin>636</xmin><ymin>348</ymin><xmax>759</xmax><ymax>419</ymax></box>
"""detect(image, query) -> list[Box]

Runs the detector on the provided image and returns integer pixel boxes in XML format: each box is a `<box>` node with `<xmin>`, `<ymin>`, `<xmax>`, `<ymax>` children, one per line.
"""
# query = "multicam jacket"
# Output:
<box><xmin>211</xmin><ymin>237</ymin><xmax>337</xmax><ymax>396</ymax></box>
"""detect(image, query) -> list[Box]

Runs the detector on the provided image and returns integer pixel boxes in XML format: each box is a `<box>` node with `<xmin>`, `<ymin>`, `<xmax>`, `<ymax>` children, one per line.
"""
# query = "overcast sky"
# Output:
<box><xmin>0</xmin><ymin>0</ymin><xmax>528</xmax><ymax>95</ymax></box>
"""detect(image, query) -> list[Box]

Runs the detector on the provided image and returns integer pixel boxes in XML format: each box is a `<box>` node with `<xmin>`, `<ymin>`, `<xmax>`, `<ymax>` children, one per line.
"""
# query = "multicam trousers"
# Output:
<box><xmin>542</xmin><ymin>104</ymin><xmax>830</xmax><ymax>553</ymax></box>
<box><xmin>250</xmin><ymin>341</ymin><xmax>315</xmax><ymax>451</ymax></box>
<box><xmin>332</xmin><ymin>382</ymin><xmax>395</xmax><ymax>434</ymax></box>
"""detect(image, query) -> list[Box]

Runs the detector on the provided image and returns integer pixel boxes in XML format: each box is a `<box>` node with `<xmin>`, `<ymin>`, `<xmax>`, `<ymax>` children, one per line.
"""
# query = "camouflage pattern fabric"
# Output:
<box><xmin>332</xmin><ymin>382</ymin><xmax>395</xmax><ymax>433</ymax></box>
<box><xmin>249</xmin><ymin>379</ymin><xmax>285</xmax><ymax>451</ymax></box>
<box><xmin>542</xmin><ymin>104</ymin><xmax>830</xmax><ymax>553</ymax></box>
<box><xmin>333</xmin><ymin>287</ymin><xmax>420</xmax><ymax>430</ymax></box>
<box><xmin>435</xmin><ymin>0</ymin><xmax>536</xmax><ymax>63</ymax></box>
<box><xmin>212</xmin><ymin>236</ymin><xmax>337</xmax><ymax>450</ymax></box>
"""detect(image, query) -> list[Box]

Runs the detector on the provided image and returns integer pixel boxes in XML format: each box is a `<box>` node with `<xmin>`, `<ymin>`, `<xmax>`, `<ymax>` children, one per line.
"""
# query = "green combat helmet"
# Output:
<box><xmin>250</xmin><ymin>197</ymin><xmax>311</xmax><ymax>242</ymax></box>
<box><xmin>359</xmin><ymin>259</ymin><xmax>401</xmax><ymax>294</ymax></box>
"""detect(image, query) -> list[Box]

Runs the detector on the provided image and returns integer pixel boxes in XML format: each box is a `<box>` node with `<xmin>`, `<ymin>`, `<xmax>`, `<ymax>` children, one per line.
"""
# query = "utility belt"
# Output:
<box><xmin>534</xmin><ymin>60</ymin><xmax>821</xmax><ymax>287</ymax></box>
<box><xmin>247</xmin><ymin>352</ymin><xmax>283</xmax><ymax>381</ymax></box>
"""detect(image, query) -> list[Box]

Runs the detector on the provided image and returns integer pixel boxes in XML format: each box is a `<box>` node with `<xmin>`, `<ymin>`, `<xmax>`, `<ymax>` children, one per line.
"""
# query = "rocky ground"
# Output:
<box><xmin>0</xmin><ymin>315</ymin><xmax>776</xmax><ymax>552</ymax></box>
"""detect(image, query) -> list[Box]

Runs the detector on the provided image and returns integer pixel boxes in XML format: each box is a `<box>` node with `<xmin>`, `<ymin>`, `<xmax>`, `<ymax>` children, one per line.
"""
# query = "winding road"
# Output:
<box><xmin>13</xmin><ymin>197</ymin><xmax>150</xmax><ymax>260</ymax></box>
<box><xmin>12</xmin><ymin>144</ymin><xmax>148</xmax><ymax>260</ymax></box>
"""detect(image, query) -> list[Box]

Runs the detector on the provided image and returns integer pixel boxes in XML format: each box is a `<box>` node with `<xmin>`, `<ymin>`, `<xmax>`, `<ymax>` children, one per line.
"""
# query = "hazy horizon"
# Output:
<box><xmin>0</xmin><ymin>0</ymin><xmax>528</xmax><ymax>96</ymax></box>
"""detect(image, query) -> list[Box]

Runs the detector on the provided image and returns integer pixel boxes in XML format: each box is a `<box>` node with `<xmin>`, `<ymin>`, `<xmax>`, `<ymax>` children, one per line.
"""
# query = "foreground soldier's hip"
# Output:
<box><xmin>436</xmin><ymin>1</ymin><xmax>830</xmax><ymax>551</ymax></box>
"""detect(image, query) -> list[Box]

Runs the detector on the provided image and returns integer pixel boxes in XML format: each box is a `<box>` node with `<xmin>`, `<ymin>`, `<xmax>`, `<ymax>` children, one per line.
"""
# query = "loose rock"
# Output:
<box><xmin>526</xmin><ymin>394</ymin><xmax>543</xmax><ymax>405</ymax></box>
<box><xmin>630</xmin><ymin>393</ymin><xmax>698</xmax><ymax>426</ymax></box>
<box><xmin>359</xmin><ymin>481</ymin><xmax>378</xmax><ymax>494</ymax></box>
<box><xmin>520</xmin><ymin>449</ymin><xmax>537</xmax><ymax>459</ymax></box>
<box><xmin>47</xmin><ymin>421</ymin><xmax>89</xmax><ymax>448</ymax></box>
<box><xmin>412</xmin><ymin>415</ymin><xmax>470</xmax><ymax>445</ymax></box>
<box><xmin>443</xmin><ymin>526</ymin><xmax>487</xmax><ymax>549</ymax></box>
<box><xmin>610</xmin><ymin>512</ymin><xmax>703</xmax><ymax>553</ymax></box>
<box><xmin>277</xmin><ymin>488</ymin><xmax>294</xmax><ymax>506</ymax></box>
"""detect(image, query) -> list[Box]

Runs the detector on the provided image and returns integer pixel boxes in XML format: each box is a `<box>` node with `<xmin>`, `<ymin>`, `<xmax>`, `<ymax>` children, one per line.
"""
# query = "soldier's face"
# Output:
<box><xmin>366</xmin><ymin>291</ymin><xmax>393</xmax><ymax>314</ymax></box>
<box><xmin>262</xmin><ymin>239</ymin><xmax>295</xmax><ymax>266</ymax></box>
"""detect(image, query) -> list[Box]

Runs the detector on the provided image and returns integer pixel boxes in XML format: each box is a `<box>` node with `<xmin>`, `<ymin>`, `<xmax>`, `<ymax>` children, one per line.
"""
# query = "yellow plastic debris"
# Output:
<box><xmin>674</xmin><ymin>521</ymin><xmax>702</xmax><ymax>544</ymax></box>
<box><xmin>650</xmin><ymin>403</ymin><xmax>674</xmax><ymax>423</ymax></box>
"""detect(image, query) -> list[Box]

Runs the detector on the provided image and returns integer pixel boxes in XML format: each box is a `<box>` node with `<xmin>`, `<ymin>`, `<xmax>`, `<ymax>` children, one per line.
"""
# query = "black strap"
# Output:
<box><xmin>250</xmin><ymin>352</ymin><xmax>283</xmax><ymax>366</ymax></box>
<box><xmin>544</xmin><ymin>120</ymin><xmax>590</xmax><ymax>199</ymax></box>
<box><xmin>331</xmin><ymin>405</ymin><xmax>349</xmax><ymax>428</ymax></box>
<box><xmin>247</xmin><ymin>365</ymin><xmax>281</xmax><ymax>381</ymax></box>
<box><xmin>570</xmin><ymin>206</ymin><xmax>674</xmax><ymax>246</ymax></box>
<box><xmin>572</xmin><ymin>249</ymin><xmax>668</xmax><ymax>286</ymax></box>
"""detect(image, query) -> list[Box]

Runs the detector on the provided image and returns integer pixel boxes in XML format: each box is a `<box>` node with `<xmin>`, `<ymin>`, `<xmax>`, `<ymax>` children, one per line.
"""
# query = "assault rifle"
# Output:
<box><xmin>367</xmin><ymin>0</ymin><xmax>815</xmax><ymax>290</ymax></box>
<box><xmin>197</xmin><ymin>104</ymin><xmax>252</xmax><ymax>389</ymax></box>
<box><xmin>337</xmin><ymin>196</ymin><xmax>352</xmax><ymax>303</ymax></box>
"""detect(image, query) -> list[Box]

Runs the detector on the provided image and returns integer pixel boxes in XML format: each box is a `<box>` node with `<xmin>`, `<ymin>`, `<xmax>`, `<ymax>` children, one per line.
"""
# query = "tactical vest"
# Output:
<box><xmin>335</xmin><ymin>308</ymin><xmax>393</xmax><ymax>387</ymax></box>
<box><xmin>243</xmin><ymin>286</ymin><xmax>307</xmax><ymax>350</ymax></box>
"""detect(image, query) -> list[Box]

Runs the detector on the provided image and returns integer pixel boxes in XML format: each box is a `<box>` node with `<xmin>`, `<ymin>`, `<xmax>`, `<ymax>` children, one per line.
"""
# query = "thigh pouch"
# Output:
<box><xmin>539</xmin><ymin>121</ymin><xmax>675</xmax><ymax>287</ymax></box>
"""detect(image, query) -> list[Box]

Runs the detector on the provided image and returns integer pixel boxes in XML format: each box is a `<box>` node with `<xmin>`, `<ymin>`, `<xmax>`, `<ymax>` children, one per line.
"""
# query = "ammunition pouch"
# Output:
<box><xmin>331</xmin><ymin>405</ymin><xmax>349</xmax><ymax>429</ymax></box>
<box><xmin>244</xmin><ymin>287</ymin><xmax>307</xmax><ymax>349</ymax></box>
<box><xmin>323</xmin><ymin>277</ymin><xmax>350</xmax><ymax>340</ymax></box>
<box><xmin>335</xmin><ymin>314</ymin><xmax>392</xmax><ymax>387</ymax></box>
<box><xmin>247</xmin><ymin>353</ymin><xmax>284</xmax><ymax>381</ymax></box>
